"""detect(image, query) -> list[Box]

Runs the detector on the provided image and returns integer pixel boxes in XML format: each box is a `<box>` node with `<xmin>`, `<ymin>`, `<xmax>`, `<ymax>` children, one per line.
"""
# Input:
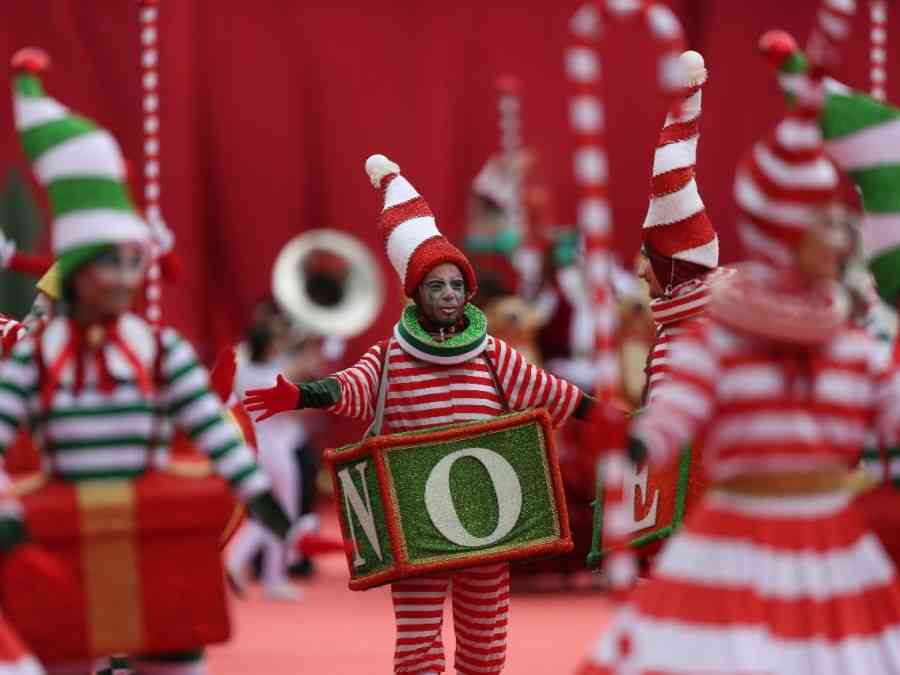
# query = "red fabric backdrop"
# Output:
<box><xmin>1</xmin><ymin>1</ymin><xmax>898</xmax><ymax>360</ymax></box>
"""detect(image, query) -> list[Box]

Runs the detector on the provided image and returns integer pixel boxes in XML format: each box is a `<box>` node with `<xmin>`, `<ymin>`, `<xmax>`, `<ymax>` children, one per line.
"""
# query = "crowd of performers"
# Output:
<box><xmin>0</xmin><ymin>9</ymin><xmax>898</xmax><ymax>675</ymax></box>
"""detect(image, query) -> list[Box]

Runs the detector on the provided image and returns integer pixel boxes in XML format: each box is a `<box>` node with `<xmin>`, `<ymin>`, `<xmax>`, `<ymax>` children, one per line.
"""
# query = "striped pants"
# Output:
<box><xmin>393</xmin><ymin>563</ymin><xmax>509</xmax><ymax>675</ymax></box>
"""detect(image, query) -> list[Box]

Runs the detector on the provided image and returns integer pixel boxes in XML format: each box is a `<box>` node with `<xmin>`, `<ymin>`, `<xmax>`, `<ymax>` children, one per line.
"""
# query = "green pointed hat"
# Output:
<box><xmin>10</xmin><ymin>48</ymin><xmax>148</xmax><ymax>278</ymax></box>
<box><xmin>760</xmin><ymin>31</ymin><xmax>900</xmax><ymax>302</ymax></box>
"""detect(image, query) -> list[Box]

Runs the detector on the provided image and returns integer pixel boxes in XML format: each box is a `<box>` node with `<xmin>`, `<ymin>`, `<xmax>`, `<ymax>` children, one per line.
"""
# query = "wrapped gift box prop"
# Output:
<box><xmin>0</xmin><ymin>472</ymin><xmax>235</xmax><ymax>664</ymax></box>
<box><xmin>587</xmin><ymin>444</ymin><xmax>707</xmax><ymax>567</ymax></box>
<box><xmin>325</xmin><ymin>409</ymin><xmax>572</xmax><ymax>590</ymax></box>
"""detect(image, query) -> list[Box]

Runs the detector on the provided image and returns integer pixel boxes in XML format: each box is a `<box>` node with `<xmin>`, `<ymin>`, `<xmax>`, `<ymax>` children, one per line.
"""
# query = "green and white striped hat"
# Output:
<box><xmin>11</xmin><ymin>48</ymin><xmax>148</xmax><ymax>278</ymax></box>
<box><xmin>760</xmin><ymin>31</ymin><xmax>900</xmax><ymax>302</ymax></box>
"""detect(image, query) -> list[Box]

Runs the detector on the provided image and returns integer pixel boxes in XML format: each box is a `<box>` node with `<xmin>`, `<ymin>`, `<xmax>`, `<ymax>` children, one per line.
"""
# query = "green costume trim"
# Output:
<box><xmin>395</xmin><ymin>303</ymin><xmax>487</xmax><ymax>359</ymax></box>
<box><xmin>299</xmin><ymin>378</ymin><xmax>341</xmax><ymax>409</ymax></box>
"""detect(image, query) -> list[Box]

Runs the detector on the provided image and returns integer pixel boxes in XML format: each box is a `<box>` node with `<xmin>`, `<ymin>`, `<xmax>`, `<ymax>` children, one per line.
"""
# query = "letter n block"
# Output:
<box><xmin>325</xmin><ymin>410</ymin><xmax>573</xmax><ymax>590</ymax></box>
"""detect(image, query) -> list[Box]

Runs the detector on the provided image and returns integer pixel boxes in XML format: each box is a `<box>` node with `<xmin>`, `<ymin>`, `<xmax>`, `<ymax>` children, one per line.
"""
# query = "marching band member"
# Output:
<box><xmin>3</xmin><ymin>49</ymin><xmax>297</xmax><ymax>675</ymax></box>
<box><xmin>577</xmin><ymin>45</ymin><xmax>900</xmax><ymax>675</ymax></box>
<box><xmin>245</xmin><ymin>154</ymin><xmax>596</xmax><ymax>675</ymax></box>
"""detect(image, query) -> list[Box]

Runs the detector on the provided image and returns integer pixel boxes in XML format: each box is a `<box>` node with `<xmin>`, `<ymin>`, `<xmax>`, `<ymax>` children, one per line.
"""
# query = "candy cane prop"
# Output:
<box><xmin>139</xmin><ymin>0</ymin><xmax>163</xmax><ymax>325</ymax></box>
<box><xmin>806</xmin><ymin>0</ymin><xmax>857</xmax><ymax>74</ymax></box>
<box><xmin>804</xmin><ymin>0</ymin><xmax>889</xmax><ymax>101</ymax></box>
<box><xmin>567</xmin><ymin>0</ymin><xmax>686</xmax><ymax>597</ymax></box>
<box><xmin>870</xmin><ymin>0</ymin><xmax>888</xmax><ymax>100</ymax></box>
<box><xmin>567</xmin><ymin>0</ymin><xmax>687</xmax><ymax>401</ymax></box>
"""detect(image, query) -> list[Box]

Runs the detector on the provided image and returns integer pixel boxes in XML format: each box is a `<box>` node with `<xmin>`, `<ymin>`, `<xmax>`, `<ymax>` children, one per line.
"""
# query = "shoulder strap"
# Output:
<box><xmin>364</xmin><ymin>339</ymin><xmax>392</xmax><ymax>440</ymax></box>
<box><xmin>483</xmin><ymin>339</ymin><xmax>510</xmax><ymax>412</ymax></box>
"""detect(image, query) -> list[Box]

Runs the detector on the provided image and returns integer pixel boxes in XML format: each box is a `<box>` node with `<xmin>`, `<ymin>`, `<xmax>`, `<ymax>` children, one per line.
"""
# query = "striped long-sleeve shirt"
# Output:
<box><xmin>633</xmin><ymin>319</ymin><xmax>900</xmax><ymax>481</ymax></box>
<box><xmin>0</xmin><ymin>314</ymin><xmax>268</xmax><ymax>505</ymax></box>
<box><xmin>328</xmin><ymin>336</ymin><xmax>582</xmax><ymax>433</ymax></box>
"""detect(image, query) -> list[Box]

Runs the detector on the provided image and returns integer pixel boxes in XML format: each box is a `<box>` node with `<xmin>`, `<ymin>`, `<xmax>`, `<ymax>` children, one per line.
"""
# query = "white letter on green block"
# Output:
<box><xmin>338</xmin><ymin>462</ymin><xmax>384</xmax><ymax>567</ymax></box>
<box><xmin>424</xmin><ymin>447</ymin><xmax>523</xmax><ymax>548</ymax></box>
<box><xmin>623</xmin><ymin>462</ymin><xmax>658</xmax><ymax>534</ymax></box>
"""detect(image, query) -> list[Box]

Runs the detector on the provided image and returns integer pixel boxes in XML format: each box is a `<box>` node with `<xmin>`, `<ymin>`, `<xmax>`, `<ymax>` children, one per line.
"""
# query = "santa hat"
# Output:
<box><xmin>760</xmin><ymin>30</ymin><xmax>900</xmax><ymax>301</ymax></box>
<box><xmin>733</xmin><ymin>32</ymin><xmax>841</xmax><ymax>268</ymax></box>
<box><xmin>641</xmin><ymin>51</ymin><xmax>718</xmax><ymax>269</ymax></box>
<box><xmin>365</xmin><ymin>154</ymin><xmax>477</xmax><ymax>299</ymax></box>
<box><xmin>11</xmin><ymin>48</ymin><xmax>148</xmax><ymax>279</ymax></box>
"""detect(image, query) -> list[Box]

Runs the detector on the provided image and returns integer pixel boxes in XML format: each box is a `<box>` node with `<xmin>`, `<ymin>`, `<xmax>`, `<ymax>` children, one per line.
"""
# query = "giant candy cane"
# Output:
<box><xmin>566</xmin><ymin>0</ymin><xmax>686</xmax><ymax>597</ymax></box>
<box><xmin>806</xmin><ymin>0</ymin><xmax>890</xmax><ymax>101</ymax></box>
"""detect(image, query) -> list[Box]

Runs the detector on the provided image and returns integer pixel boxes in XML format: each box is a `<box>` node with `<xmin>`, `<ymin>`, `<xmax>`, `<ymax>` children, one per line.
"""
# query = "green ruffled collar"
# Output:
<box><xmin>393</xmin><ymin>304</ymin><xmax>488</xmax><ymax>365</ymax></box>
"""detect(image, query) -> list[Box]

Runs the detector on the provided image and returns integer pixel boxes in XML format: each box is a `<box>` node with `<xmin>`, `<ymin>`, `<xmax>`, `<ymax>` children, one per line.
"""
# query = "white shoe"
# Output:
<box><xmin>263</xmin><ymin>582</ymin><xmax>303</xmax><ymax>602</ymax></box>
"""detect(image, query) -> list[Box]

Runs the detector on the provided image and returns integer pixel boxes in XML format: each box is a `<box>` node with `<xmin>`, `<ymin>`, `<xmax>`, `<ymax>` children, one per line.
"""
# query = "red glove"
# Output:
<box><xmin>243</xmin><ymin>374</ymin><xmax>300</xmax><ymax>422</ymax></box>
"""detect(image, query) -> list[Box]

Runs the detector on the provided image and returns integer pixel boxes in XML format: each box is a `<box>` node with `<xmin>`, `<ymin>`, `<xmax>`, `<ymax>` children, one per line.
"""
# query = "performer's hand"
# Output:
<box><xmin>243</xmin><ymin>375</ymin><xmax>301</xmax><ymax>422</ymax></box>
<box><xmin>627</xmin><ymin>436</ymin><xmax>648</xmax><ymax>465</ymax></box>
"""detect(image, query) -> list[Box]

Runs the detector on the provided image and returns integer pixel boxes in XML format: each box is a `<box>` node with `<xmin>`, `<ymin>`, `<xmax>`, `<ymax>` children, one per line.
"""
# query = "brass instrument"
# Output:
<box><xmin>272</xmin><ymin>229</ymin><xmax>384</xmax><ymax>338</ymax></box>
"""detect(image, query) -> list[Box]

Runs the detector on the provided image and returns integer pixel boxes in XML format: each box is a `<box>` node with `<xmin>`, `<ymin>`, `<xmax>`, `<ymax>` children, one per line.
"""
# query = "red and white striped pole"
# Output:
<box><xmin>139</xmin><ymin>0</ymin><xmax>163</xmax><ymax>325</ymax></box>
<box><xmin>870</xmin><ymin>0</ymin><xmax>888</xmax><ymax>100</ymax></box>
<box><xmin>568</xmin><ymin>0</ymin><xmax>687</xmax><ymax>602</ymax></box>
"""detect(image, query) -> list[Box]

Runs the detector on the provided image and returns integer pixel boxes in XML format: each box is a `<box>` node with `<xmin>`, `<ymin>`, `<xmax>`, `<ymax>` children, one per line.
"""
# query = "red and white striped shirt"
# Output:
<box><xmin>645</xmin><ymin>278</ymin><xmax>712</xmax><ymax>402</ymax></box>
<box><xmin>329</xmin><ymin>336</ymin><xmax>582</xmax><ymax>433</ymax></box>
<box><xmin>635</xmin><ymin>320</ymin><xmax>900</xmax><ymax>481</ymax></box>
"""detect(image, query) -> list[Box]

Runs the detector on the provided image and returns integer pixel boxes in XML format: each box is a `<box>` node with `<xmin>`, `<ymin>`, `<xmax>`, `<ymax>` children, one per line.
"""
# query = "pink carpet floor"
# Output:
<box><xmin>208</xmin><ymin>515</ymin><xmax>612</xmax><ymax>674</ymax></box>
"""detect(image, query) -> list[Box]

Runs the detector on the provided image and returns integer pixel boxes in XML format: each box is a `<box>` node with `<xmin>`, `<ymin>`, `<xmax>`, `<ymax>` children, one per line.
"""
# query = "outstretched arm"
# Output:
<box><xmin>629</xmin><ymin>321</ymin><xmax>720</xmax><ymax>467</ymax></box>
<box><xmin>489</xmin><ymin>337</ymin><xmax>585</xmax><ymax>427</ymax></box>
<box><xmin>159</xmin><ymin>329</ymin><xmax>291</xmax><ymax>537</ymax></box>
<box><xmin>244</xmin><ymin>342</ymin><xmax>386</xmax><ymax>422</ymax></box>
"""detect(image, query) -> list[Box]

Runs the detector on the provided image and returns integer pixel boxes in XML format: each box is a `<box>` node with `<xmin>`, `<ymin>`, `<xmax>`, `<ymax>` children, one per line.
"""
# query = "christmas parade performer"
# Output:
<box><xmin>245</xmin><ymin>154</ymin><xmax>595</xmax><ymax>675</ymax></box>
<box><xmin>591</xmin><ymin>50</ymin><xmax>720</xmax><ymax>564</ymax></box>
<box><xmin>577</xmin><ymin>46</ymin><xmax>900</xmax><ymax>675</ymax></box>
<box><xmin>3</xmin><ymin>50</ymin><xmax>296</xmax><ymax>675</ymax></box>
<box><xmin>637</xmin><ymin>51</ymin><xmax>720</xmax><ymax>405</ymax></box>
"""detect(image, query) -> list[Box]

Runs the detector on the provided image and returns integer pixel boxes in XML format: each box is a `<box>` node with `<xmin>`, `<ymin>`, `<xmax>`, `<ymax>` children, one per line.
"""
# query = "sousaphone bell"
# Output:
<box><xmin>272</xmin><ymin>229</ymin><xmax>384</xmax><ymax>338</ymax></box>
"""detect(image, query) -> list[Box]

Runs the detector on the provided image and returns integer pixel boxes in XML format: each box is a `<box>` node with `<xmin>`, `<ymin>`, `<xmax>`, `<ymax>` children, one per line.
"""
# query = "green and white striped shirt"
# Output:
<box><xmin>0</xmin><ymin>314</ymin><xmax>268</xmax><ymax>501</ymax></box>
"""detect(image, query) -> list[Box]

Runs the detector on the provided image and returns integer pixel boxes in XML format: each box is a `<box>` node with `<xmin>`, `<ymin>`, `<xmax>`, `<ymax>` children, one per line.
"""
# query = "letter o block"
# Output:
<box><xmin>326</xmin><ymin>410</ymin><xmax>573</xmax><ymax>590</ymax></box>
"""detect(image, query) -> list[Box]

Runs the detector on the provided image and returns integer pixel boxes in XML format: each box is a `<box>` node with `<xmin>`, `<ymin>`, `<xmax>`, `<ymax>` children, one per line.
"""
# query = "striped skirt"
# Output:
<box><xmin>578</xmin><ymin>489</ymin><xmax>900</xmax><ymax>675</ymax></box>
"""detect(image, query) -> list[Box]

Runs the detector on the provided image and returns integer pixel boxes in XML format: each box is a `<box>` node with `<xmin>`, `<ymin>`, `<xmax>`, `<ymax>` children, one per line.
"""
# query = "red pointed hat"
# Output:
<box><xmin>641</xmin><ymin>51</ymin><xmax>718</xmax><ymax>269</ymax></box>
<box><xmin>365</xmin><ymin>154</ymin><xmax>477</xmax><ymax>299</ymax></box>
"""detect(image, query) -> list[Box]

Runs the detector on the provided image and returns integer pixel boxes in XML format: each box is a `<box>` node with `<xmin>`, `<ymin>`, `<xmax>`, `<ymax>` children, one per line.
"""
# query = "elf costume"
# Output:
<box><xmin>2</xmin><ymin>50</ymin><xmax>294</xmax><ymax>675</ymax></box>
<box><xmin>577</xmin><ymin>44</ymin><xmax>900</xmax><ymax>675</ymax></box>
<box><xmin>639</xmin><ymin>51</ymin><xmax>720</xmax><ymax>404</ymax></box>
<box><xmin>246</xmin><ymin>154</ymin><xmax>593</xmax><ymax>675</ymax></box>
<box><xmin>591</xmin><ymin>51</ymin><xmax>720</xmax><ymax>564</ymax></box>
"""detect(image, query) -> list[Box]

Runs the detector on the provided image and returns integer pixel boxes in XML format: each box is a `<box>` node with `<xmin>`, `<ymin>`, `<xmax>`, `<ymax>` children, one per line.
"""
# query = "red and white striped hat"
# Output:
<box><xmin>641</xmin><ymin>51</ymin><xmax>718</xmax><ymax>269</ymax></box>
<box><xmin>734</xmin><ymin>32</ymin><xmax>840</xmax><ymax>267</ymax></box>
<box><xmin>365</xmin><ymin>154</ymin><xmax>477</xmax><ymax>299</ymax></box>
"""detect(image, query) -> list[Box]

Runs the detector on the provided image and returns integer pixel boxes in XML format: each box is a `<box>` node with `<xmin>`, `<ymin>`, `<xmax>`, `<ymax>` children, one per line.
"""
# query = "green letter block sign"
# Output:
<box><xmin>325</xmin><ymin>410</ymin><xmax>573</xmax><ymax>590</ymax></box>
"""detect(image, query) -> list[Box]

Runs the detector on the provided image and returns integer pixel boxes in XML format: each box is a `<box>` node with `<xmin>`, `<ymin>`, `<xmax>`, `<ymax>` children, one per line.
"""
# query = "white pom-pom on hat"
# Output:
<box><xmin>365</xmin><ymin>154</ymin><xmax>401</xmax><ymax>188</ymax></box>
<box><xmin>679</xmin><ymin>50</ymin><xmax>707</xmax><ymax>87</ymax></box>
